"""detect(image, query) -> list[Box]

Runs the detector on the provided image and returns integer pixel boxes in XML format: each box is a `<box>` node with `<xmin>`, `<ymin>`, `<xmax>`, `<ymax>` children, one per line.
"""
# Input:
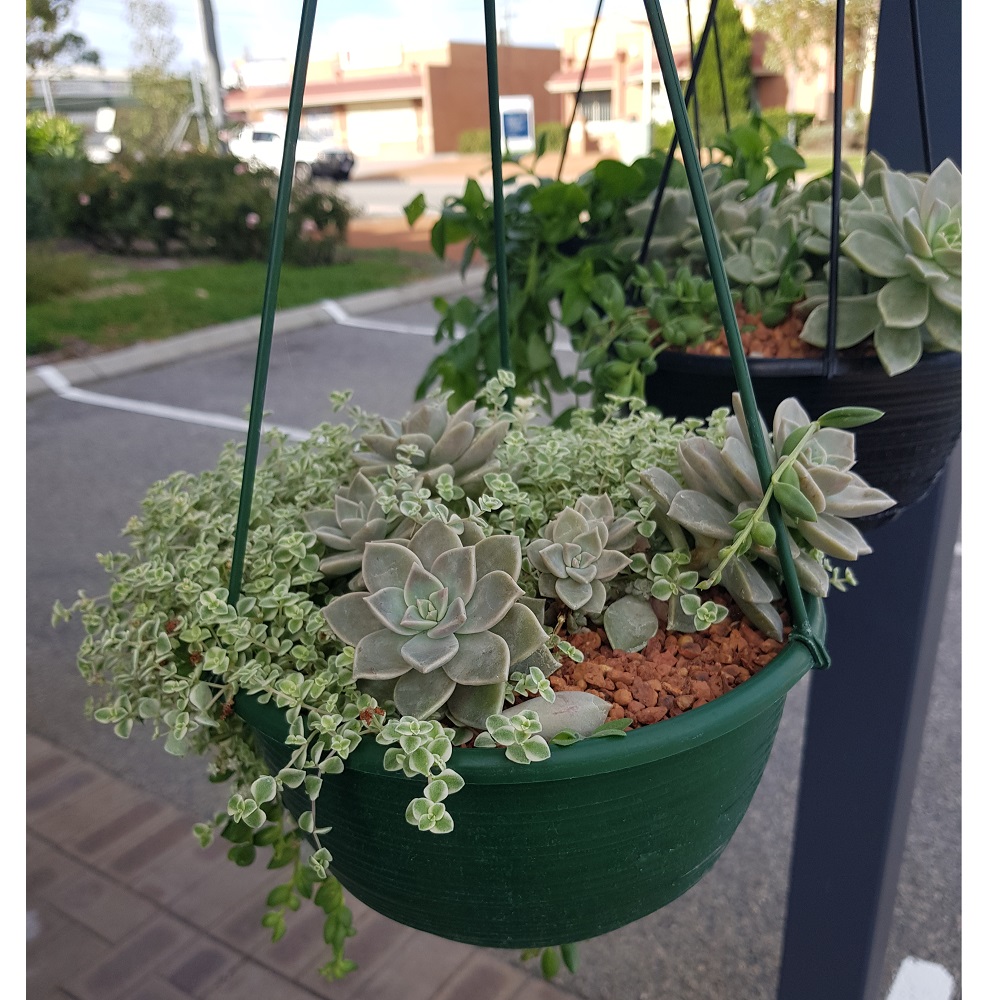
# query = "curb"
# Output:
<box><xmin>26</xmin><ymin>267</ymin><xmax>486</xmax><ymax>400</ymax></box>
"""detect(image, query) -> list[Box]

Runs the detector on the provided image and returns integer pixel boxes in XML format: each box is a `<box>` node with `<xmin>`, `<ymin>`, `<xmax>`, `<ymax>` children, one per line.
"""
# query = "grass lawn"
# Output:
<box><xmin>26</xmin><ymin>244</ymin><xmax>452</xmax><ymax>358</ymax></box>
<box><xmin>799</xmin><ymin>149</ymin><xmax>866</xmax><ymax>181</ymax></box>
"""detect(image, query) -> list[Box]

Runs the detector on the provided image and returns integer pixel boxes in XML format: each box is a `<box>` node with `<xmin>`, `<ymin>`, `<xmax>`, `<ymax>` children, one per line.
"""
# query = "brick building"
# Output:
<box><xmin>223</xmin><ymin>41</ymin><xmax>561</xmax><ymax>157</ymax></box>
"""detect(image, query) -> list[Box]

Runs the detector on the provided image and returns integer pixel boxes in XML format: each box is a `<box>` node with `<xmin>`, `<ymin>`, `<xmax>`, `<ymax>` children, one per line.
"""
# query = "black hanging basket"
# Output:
<box><xmin>645</xmin><ymin>349</ymin><xmax>961</xmax><ymax>522</ymax></box>
<box><xmin>635</xmin><ymin>0</ymin><xmax>960</xmax><ymax>525</ymax></box>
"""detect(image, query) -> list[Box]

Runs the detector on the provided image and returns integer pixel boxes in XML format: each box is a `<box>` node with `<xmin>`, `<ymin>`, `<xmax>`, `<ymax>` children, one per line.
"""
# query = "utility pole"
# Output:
<box><xmin>197</xmin><ymin>0</ymin><xmax>225</xmax><ymax>149</ymax></box>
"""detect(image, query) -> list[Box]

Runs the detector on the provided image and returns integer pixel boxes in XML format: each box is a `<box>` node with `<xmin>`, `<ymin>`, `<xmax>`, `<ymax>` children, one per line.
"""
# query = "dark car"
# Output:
<box><xmin>311</xmin><ymin>146</ymin><xmax>355</xmax><ymax>181</ymax></box>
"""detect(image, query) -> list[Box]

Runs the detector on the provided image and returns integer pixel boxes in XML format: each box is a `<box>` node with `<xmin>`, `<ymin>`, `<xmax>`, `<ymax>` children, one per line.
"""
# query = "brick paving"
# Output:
<box><xmin>26</xmin><ymin>733</ymin><xmax>582</xmax><ymax>1000</ymax></box>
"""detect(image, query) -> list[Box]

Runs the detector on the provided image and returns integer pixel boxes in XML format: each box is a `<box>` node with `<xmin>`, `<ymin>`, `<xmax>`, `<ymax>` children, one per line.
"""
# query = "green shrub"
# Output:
<box><xmin>758</xmin><ymin>108</ymin><xmax>815</xmax><ymax>146</ymax></box>
<box><xmin>651</xmin><ymin>121</ymin><xmax>676</xmax><ymax>151</ymax></box>
<box><xmin>457</xmin><ymin>127</ymin><xmax>490</xmax><ymax>153</ymax></box>
<box><xmin>61</xmin><ymin>152</ymin><xmax>358</xmax><ymax>263</ymax></box>
<box><xmin>26</xmin><ymin>157</ymin><xmax>95</xmax><ymax>241</ymax></box>
<box><xmin>26</xmin><ymin>112</ymin><xmax>84</xmax><ymax>163</ymax></box>
<box><xmin>25</xmin><ymin>243</ymin><xmax>93</xmax><ymax>306</ymax></box>
<box><xmin>456</xmin><ymin>122</ymin><xmax>568</xmax><ymax>156</ymax></box>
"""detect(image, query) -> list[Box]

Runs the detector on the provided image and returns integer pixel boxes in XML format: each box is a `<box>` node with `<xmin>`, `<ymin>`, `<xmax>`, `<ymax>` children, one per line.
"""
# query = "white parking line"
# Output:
<box><xmin>885</xmin><ymin>957</ymin><xmax>955</xmax><ymax>1000</ymax></box>
<box><xmin>319</xmin><ymin>298</ymin><xmax>577</xmax><ymax>352</ymax></box>
<box><xmin>34</xmin><ymin>365</ymin><xmax>312</xmax><ymax>442</ymax></box>
<box><xmin>320</xmin><ymin>299</ymin><xmax>437</xmax><ymax>336</ymax></box>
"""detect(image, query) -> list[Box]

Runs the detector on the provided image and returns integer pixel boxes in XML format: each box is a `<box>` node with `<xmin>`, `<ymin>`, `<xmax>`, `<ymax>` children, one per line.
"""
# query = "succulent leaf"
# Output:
<box><xmin>446</xmin><ymin>682</ymin><xmax>508</xmax><ymax>729</ymax></box>
<box><xmin>305</xmin><ymin>471</ymin><xmax>415</xmax><ymax>585</ymax></box>
<box><xmin>323</xmin><ymin>519</ymin><xmax>544</xmax><ymax>728</ymax></box>
<box><xmin>635</xmin><ymin>394</ymin><xmax>894</xmax><ymax>637</ymax></box>
<box><xmin>352</xmin><ymin>395</ymin><xmax>509</xmax><ymax>492</ymax></box>
<box><xmin>501</xmin><ymin>691</ymin><xmax>611</xmax><ymax>741</ymax></box>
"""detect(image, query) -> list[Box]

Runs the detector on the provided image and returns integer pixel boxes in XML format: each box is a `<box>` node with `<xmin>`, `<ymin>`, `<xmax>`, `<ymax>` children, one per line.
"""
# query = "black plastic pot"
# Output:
<box><xmin>645</xmin><ymin>349</ymin><xmax>961</xmax><ymax>522</ymax></box>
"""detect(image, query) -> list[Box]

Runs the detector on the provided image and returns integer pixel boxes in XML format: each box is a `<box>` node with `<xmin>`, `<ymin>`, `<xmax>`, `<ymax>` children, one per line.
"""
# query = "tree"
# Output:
<box><xmin>748</xmin><ymin>0</ymin><xmax>880</xmax><ymax>110</ymax></box>
<box><xmin>693</xmin><ymin>0</ymin><xmax>753</xmax><ymax>143</ymax></box>
<box><xmin>116</xmin><ymin>0</ymin><xmax>192</xmax><ymax>155</ymax></box>
<box><xmin>26</xmin><ymin>0</ymin><xmax>100</xmax><ymax>69</ymax></box>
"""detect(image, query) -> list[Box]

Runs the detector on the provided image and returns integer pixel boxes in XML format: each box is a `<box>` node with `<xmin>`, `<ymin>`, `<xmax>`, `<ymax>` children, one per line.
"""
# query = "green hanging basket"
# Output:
<box><xmin>235</xmin><ymin>595</ymin><xmax>822</xmax><ymax>948</ymax></box>
<box><xmin>214</xmin><ymin>0</ymin><xmax>839</xmax><ymax>961</ymax></box>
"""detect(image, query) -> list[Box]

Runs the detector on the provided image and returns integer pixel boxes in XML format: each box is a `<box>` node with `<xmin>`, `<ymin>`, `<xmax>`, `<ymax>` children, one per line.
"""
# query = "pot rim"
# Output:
<box><xmin>236</xmin><ymin>594</ymin><xmax>825</xmax><ymax>785</ymax></box>
<box><xmin>655</xmin><ymin>345</ymin><xmax>961</xmax><ymax>381</ymax></box>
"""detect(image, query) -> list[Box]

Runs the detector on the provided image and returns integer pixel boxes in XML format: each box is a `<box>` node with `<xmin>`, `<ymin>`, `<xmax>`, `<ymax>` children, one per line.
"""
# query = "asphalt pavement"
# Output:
<box><xmin>25</xmin><ymin>268</ymin><xmax>962</xmax><ymax>999</ymax></box>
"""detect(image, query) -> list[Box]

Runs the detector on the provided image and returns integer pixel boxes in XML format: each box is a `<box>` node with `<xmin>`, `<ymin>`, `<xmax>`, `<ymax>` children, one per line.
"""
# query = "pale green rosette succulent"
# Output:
<box><xmin>525</xmin><ymin>494</ymin><xmax>636</xmax><ymax>615</ymax></box>
<box><xmin>303</xmin><ymin>471</ymin><xmax>415</xmax><ymax>587</ymax></box>
<box><xmin>352</xmin><ymin>395</ymin><xmax>508</xmax><ymax>494</ymax></box>
<box><xmin>322</xmin><ymin>519</ymin><xmax>549</xmax><ymax>729</ymax></box>
<box><xmin>800</xmin><ymin>156</ymin><xmax>961</xmax><ymax>375</ymax></box>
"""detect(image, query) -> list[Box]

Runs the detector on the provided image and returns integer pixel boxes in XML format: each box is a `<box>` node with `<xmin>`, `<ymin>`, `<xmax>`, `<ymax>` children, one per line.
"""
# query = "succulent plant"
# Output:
<box><xmin>722</xmin><ymin>214</ymin><xmax>813</xmax><ymax>326</ymax></box>
<box><xmin>526</xmin><ymin>494</ymin><xmax>636</xmax><ymax>615</ymax></box>
<box><xmin>617</xmin><ymin>165</ymin><xmax>772</xmax><ymax>274</ymax></box>
<box><xmin>799</xmin><ymin>157</ymin><xmax>961</xmax><ymax>375</ymax></box>
<box><xmin>303</xmin><ymin>471</ymin><xmax>415</xmax><ymax>586</ymax></box>
<box><xmin>631</xmin><ymin>394</ymin><xmax>895</xmax><ymax>639</ymax></box>
<box><xmin>352</xmin><ymin>395</ymin><xmax>509</xmax><ymax>494</ymax></box>
<box><xmin>322</xmin><ymin>519</ymin><xmax>549</xmax><ymax>729</ymax></box>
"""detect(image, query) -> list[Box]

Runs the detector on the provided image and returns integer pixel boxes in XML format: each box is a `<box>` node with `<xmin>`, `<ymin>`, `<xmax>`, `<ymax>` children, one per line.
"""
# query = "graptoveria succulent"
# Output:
<box><xmin>800</xmin><ymin>157</ymin><xmax>961</xmax><ymax>375</ymax></box>
<box><xmin>303</xmin><ymin>471</ymin><xmax>415</xmax><ymax>586</ymax></box>
<box><xmin>526</xmin><ymin>494</ymin><xmax>635</xmax><ymax>615</ymax></box>
<box><xmin>352</xmin><ymin>394</ymin><xmax>509</xmax><ymax>494</ymax></box>
<box><xmin>322</xmin><ymin>519</ymin><xmax>549</xmax><ymax>729</ymax></box>
<box><xmin>631</xmin><ymin>394</ymin><xmax>895</xmax><ymax>638</ymax></box>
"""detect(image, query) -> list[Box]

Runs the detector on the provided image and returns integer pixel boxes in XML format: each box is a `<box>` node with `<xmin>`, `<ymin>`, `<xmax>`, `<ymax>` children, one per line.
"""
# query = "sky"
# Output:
<box><xmin>66</xmin><ymin>0</ymin><xmax>662</xmax><ymax>74</ymax></box>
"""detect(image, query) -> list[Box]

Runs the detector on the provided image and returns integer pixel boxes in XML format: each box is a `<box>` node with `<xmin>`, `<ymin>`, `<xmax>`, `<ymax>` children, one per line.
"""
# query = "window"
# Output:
<box><xmin>581</xmin><ymin>90</ymin><xmax>612</xmax><ymax>122</ymax></box>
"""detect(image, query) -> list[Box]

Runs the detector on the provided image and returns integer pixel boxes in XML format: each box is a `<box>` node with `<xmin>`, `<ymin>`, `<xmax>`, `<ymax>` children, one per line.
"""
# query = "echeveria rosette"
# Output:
<box><xmin>525</xmin><ymin>494</ymin><xmax>636</xmax><ymax>615</ymax></box>
<box><xmin>352</xmin><ymin>396</ymin><xmax>509</xmax><ymax>494</ymax></box>
<box><xmin>303</xmin><ymin>471</ymin><xmax>415</xmax><ymax>587</ymax></box>
<box><xmin>801</xmin><ymin>158</ymin><xmax>961</xmax><ymax>375</ymax></box>
<box><xmin>322</xmin><ymin>520</ymin><xmax>548</xmax><ymax>729</ymax></box>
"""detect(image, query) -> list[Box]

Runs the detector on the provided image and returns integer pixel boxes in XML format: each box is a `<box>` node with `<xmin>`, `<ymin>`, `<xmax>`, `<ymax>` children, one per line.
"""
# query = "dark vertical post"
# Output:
<box><xmin>776</xmin><ymin>2</ymin><xmax>961</xmax><ymax>997</ymax></box>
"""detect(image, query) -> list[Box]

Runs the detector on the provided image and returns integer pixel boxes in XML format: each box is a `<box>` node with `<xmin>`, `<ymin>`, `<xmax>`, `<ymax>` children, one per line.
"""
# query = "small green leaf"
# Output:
<box><xmin>779</xmin><ymin>425</ymin><xmax>811</xmax><ymax>456</ymax></box>
<box><xmin>267</xmin><ymin>884</ymin><xmax>293</xmax><ymax>907</ymax></box>
<box><xmin>541</xmin><ymin>946</ymin><xmax>561</xmax><ymax>979</ymax></box>
<box><xmin>773</xmin><ymin>482</ymin><xmax>818</xmax><ymax>522</ymax></box>
<box><xmin>550</xmin><ymin>729</ymin><xmax>582</xmax><ymax>746</ymax></box>
<box><xmin>227</xmin><ymin>842</ymin><xmax>256</xmax><ymax>867</ymax></box>
<box><xmin>750</xmin><ymin>521</ymin><xmax>776</xmax><ymax>548</ymax></box>
<box><xmin>560</xmin><ymin>942</ymin><xmax>580</xmax><ymax>973</ymax></box>
<box><xmin>403</xmin><ymin>193</ymin><xmax>426</xmax><ymax>227</ymax></box>
<box><xmin>778</xmin><ymin>463</ymin><xmax>800</xmax><ymax>488</ymax></box>
<box><xmin>251</xmin><ymin>776</ymin><xmax>277</xmax><ymax>804</ymax></box>
<box><xmin>589</xmin><ymin>718</ymin><xmax>630</xmax><ymax>738</ymax></box>
<box><xmin>816</xmin><ymin>406</ymin><xmax>884</xmax><ymax>429</ymax></box>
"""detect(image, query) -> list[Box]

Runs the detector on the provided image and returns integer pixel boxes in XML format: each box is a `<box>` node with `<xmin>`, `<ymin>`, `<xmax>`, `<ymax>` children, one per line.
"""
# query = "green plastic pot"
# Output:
<box><xmin>235</xmin><ymin>594</ymin><xmax>824</xmax><ymax>948</ymax></box>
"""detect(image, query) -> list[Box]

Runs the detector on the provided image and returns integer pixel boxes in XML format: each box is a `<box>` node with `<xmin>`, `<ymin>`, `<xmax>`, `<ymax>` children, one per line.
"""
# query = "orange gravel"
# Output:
<box><xmin>548</xmin><ymin>594</ymin><xmax>791</xmax><ymax>729</ymax></box>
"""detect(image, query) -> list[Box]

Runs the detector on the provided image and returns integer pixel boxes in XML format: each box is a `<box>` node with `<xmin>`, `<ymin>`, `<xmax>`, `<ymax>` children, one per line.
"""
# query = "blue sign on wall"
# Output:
<box><xmin>503</xmin><ymin>110</ymin><xmax>529</xmax><ymax>140</ymax></box>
